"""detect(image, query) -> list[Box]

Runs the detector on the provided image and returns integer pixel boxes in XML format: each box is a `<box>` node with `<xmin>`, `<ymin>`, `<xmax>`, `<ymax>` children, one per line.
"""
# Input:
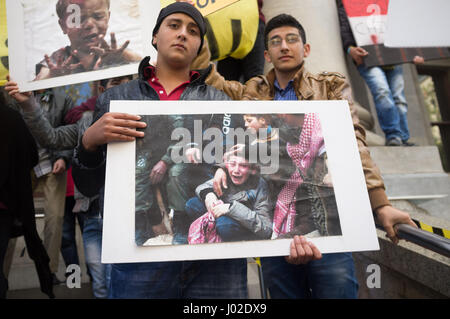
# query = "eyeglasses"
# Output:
<box><xmin>268</xmin><ymin>34</ymin><xmax>301</xmax><ymax>48</ymax></box>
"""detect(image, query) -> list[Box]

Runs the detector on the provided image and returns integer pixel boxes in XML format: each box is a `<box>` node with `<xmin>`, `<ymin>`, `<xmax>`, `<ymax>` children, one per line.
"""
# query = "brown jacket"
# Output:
<box><xmin>205</xmin><ymin>63</ymin><xmax>390</xmax><ymax>211</ymax></box>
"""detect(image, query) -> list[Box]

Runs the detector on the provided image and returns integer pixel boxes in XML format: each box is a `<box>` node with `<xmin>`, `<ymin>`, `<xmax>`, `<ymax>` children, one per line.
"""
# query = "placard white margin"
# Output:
<box><xmin>102</xmin><ymin>100</ymin><xmax>380</xmax><ymax>263</ymax></box>
<box><xmin>385</xmin><ymin>0</ymin><xmax>450</xmax><ymax>48</ymax></box>
<box><xmin>6</xmin><ymin>0</ymin><xmax>158</xmax><ymax>92</ymax></box>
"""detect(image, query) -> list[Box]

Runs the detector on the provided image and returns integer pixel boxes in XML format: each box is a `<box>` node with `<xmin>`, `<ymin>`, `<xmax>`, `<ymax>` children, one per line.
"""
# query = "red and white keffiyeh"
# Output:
<box><xmin>188</xmin><ymin>201</ymin><xmax>223</xmax><ymax>244</ymax></box>
<box><xmin>272</xmin><ymin>113</ymin><xmax>324</xmax><ymax>238</ymax></box>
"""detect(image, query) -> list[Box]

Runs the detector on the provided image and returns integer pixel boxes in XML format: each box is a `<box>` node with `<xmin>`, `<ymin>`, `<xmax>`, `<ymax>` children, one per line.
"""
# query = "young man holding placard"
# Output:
<box><xmin>74</xmin><ymin>2</ymin><xmax>319</xmax><ymax>298</ymax></box>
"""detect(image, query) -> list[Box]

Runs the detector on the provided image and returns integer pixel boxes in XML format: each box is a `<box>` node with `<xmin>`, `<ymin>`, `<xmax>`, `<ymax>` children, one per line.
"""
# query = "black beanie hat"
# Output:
<box><xmin>152</xmin><ymin>2</ymin><xmax>206</xmax><ymax>54</ymax></box>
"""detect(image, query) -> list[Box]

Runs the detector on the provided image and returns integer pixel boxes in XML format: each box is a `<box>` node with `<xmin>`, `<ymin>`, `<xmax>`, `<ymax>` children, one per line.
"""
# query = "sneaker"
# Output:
<box><xmin>402</xmin><ymin>140</ymin><xmax>415</xmax><ymax>146</ymax></box>
<box><xmin>385</xmin><ymin>137</ymin><xmax>402</xmax><ymax>146</ymax></box>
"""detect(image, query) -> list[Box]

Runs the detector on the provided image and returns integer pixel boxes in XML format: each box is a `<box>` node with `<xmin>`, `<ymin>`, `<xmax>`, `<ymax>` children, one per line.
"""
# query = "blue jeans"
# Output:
<box><xmin>261</xmin><ymin>252</ymin><xmax>358</xmax><ymax>299</ymax></box>
<box><xmin>357</xmin><ymin>64</ymin><xmax>410</xmax><ymax>142</ymax></box>
<box><xmin>61</xmin><ymin>196</ymin><xmax>85</xmax><ymax>268</ymax></box>
<box><xmin>83</xmin><ymin>209</ymin><xmax>111</xmax><ymax>298</ymax></box>
<box><xmin>108</xmin><ymin>258</ymin><xmax>248</xmax><ymax>299</ymax></box>
<box><xmin>185</xmin><ymin>197</ymin><xmax>258</xmax><ymax>242</ymax></box>
<box><xmin>185</xmin><ymin>197</ymin><xmax>208</xmax><ymax>221</ymax></box>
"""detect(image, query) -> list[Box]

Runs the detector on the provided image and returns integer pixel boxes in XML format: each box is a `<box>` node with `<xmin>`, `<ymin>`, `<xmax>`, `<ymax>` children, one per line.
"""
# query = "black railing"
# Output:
<box><xmin>392</xmin><ymin>223</ymin><xmax>450</xmax><ymax>258</ymax></box>
<box><xmin>256</xmin><ymin>223</ymin><xmax>450</xmax><ymax>298</ymax></box>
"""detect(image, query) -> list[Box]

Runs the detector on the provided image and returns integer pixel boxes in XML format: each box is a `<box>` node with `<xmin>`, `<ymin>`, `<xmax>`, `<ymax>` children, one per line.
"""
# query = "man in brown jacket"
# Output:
<box><xmin>205</xmin><ymin>13</ymin><xmax>417</xmax><ymax>298</ymax></box>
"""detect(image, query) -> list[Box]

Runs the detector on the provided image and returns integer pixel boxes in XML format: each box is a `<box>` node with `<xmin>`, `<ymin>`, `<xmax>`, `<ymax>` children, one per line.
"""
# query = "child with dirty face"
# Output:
<box><xmin>35</xmin><ymin>0</ymin><xmax>141</xmax><ymax>80</ymax></box>
<box><xmin>186</xmin><ymin>144</ymin><xmax>273</xmax><ymax>243</ymax></box>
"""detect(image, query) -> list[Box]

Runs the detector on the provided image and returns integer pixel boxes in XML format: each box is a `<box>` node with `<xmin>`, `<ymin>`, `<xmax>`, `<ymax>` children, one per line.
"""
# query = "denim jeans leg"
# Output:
<box><xmin>82</xmin><ymin>214</ymin><xmax>109</xmax><ymax>298</ymax></box>
<box><xmin>108</xmin><ymin>261</ymin><xmax>183</xmax><ymax>298</ymax></box>
<box><xmin>260</xmin><ymin>256</ymin><xmax>309</xmax><ymax>299</ymax></box>
<box><xmin>386</xmin><ymin>65</ymin><xmax>410</xmax><ymax>142</ymax></box>
<box><xmin>216</xmin><ymin>216</ymin><xmax>258</xmax><ymax>242</ymax></box>
<box><xmin>185</xmin><ymin>197</ymin><xmax>207</xmax><ymax>221</ymax></box>
<box><xmin>182</xmin><ymin>259</ymin><xmax>248</xmax><ymax>299</ymax></box>
<box><xmin>61</xmin><ymin>196</ymin><xmax>79</xmax><ymax>267</ymax></box>
<box><xmin>108</xmin><ymin>259</ymin><xmax>248</xmax><ymax>299</ymax></box>
<box><xmin>307</xmin><ymin>252</ymin><xmax>359</xmax><ymax>298</ymax></box>
<box><xmin>357</xmin><ymin>65</ymin><xmax>402</xmax><ymax>140</ymax></box>
<box><xmin>260</xmin><ymin>253</ymin><xmax>358</xmax><ymax>299</ymax></box>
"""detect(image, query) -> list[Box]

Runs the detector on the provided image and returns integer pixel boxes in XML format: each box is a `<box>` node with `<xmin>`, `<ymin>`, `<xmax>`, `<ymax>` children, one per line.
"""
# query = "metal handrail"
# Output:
<box><xmin>255</xmin><ymin>224</ymin><xmax>450</xmax><ymax>299</ymax></box>
<box><xmin>377</xmin><ymin>223</ymin><xmax>450</xmax><ymax>258</ymax></box>
<box><xmin>395</xmin><ymin>224</ymin><xmax>450</xmax><ymax>258</ymax></box>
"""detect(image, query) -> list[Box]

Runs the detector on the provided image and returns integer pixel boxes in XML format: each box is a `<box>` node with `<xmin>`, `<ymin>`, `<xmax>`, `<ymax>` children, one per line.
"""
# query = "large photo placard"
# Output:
<box><xmin>6</xmin><ymin>0</ymin><xmax>158</xmax><ymax>92</ymax></box>
<box><xmin>385</xmin><ymin>0</ymin><xmax>450</xmax><ymax>48</ymax></box>
<box><xmin>102</xmin><ymin>100</ymin><xmax>379</xmax><ymax>263</ymax></box>
<box><xmin>341</xmin><ymin>0</ymin><xmax>450</xmax><ymax>67</ymax></box>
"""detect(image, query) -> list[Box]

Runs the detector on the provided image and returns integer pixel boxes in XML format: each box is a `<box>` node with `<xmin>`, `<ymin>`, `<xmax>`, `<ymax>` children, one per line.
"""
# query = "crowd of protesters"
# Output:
<box><xmin>0</xmin><ymin>0</ymin><xmax>418</xmax><ymax>299</ymax></box>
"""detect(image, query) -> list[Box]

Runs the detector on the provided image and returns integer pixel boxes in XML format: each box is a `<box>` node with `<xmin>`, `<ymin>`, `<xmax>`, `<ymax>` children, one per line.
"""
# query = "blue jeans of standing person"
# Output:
<box><xmin>108</xmin><ymin>258</ymin><xmax>248</xmax><ymax>298</ymax></box>
<box><xmin>185</xmin><ymin>197</ymin><xmax>259</xmax><ymax>242</ymax></box>
<box><xmin>83</xmin><ymin>206</ymin><xmax>111</xmax><ymax>298</ymax></box>
<box><xmin>61</xmin><ymin>196</ymin><xmax>86</xmax><ymax>270</ymax></box>
<box><xmin>357</xmin><ymin>64</ymin><xmax>410</xmax><ymax>143</ymax></box>
<box><xmin>261</xmin><ymin>252</ymin><xmax>358</xmax><ymax>298</ymax></box>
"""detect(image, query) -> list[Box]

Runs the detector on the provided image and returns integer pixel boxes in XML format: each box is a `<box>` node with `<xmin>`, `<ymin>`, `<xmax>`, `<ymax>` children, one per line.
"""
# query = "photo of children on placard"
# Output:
<box><xmin>22</xmin><ymin>0</ymin><xmax>144</xmax><ymax>82</ymax></box>
<box><xmin>134</xmin><ymin>113</ymin><xmax>342</xmax><ymax>246</ymax></box>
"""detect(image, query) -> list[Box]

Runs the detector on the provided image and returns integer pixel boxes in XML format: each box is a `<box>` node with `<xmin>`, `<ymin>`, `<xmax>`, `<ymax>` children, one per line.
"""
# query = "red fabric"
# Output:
<box><xmin>66</xmin><ymin>167</ymin><xmax>75</xmax><ymax>197</ymax></box>
<box><xmin>272</xmin><ymin>113</ymin><xmax>324</xmax><ymax>238</ymax></box>
<box><xmin>64</xmin><ymin>96</ymin><xmax>98</xmax><ymax>124</ymax></box>
<box><xmin>342</xmin><ymin>0</ymin><xmax>388</xmax><ymax>17</ymax></box>
<box><xmin>144</xmin><ymin>66</ymin><xmax>199</xmax><ymax>100</ymax></box>
<box><xmin>258</xmin><ymin>0</ymin><xmax>265</xmax><ymax>23</ymax></box>
<box><xmin>188</xmin><ymin>201</ymin><xmax>224</xmax><ymax>244</ymax></box>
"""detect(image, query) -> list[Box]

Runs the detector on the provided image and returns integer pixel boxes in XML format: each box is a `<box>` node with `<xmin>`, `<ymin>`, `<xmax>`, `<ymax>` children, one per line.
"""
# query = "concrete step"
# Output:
<box><xmin>368</xmin><ymin>146</ymin><xmax>450</xmax><ymax>220</ymax></box>
<box><xmin>369</xmin><ymin>146</ymin><xmax>444</xmax><ymax>175</ymax></box>
<box><xmin>383</xmin><ymin>173</ymin><xmax>450</xmax><ymax>199</ymax></box>
<box><xmin>365</xmin><ymin>130</ymin><xmax>385</xmax><ymax>146</ymax></box>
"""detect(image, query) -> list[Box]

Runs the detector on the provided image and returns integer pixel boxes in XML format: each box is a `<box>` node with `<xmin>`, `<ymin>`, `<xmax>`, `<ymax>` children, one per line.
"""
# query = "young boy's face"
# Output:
<box><xmin>225</xmin><ymin>155</ymin><xmax>254</xmax><ymax>186</ymax></box>
<box><xmin>152</xmin><ymin>13</ymin><xmax>201</xmax><ymax>68</ymax></box>
<box><xmin>264</xmin><ymin>26</ymin><xmax>310</xmax><ymax>75</ymax></box>
<box><xmin>59</xmin><ymin>0</ymin><xmax>110</xmax><ymax>53</ymax></box>
<box><xmin>243</xmin><ymin>115</ymin><xmax>267</xmax><ymax>135</ymax></box>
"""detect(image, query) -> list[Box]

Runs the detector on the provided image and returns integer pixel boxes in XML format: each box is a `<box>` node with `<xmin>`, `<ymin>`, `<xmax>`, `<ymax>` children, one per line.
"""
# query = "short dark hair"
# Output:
<box><xmin>264</xmin><ymin>14</ymin><xmax>307</xmax><ymax>49</ymax></box>
<box><xmin>56</xmin><ymin>0</ymin><xmax>111</xmax><ymax>20</ymax></box>
<box><xmin>244</xmin><ymin>114</ymin><xmax>273</xmax><ymax>125</ymax></box>
<box><xmin>99</xmin><ymin>75</ymin><xmax>133</xmax><ymax>89</ymax></box>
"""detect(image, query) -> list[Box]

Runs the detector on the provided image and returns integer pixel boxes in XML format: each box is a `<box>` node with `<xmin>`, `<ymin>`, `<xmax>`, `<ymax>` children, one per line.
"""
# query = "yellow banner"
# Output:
<box><xmin>160</xmin><ymin>0</ymin><xmax>258</xmax><ymax>61</ymax></box>
<box><xmin>160</xmin><ymin>0</ymin><xmax>241</xmax><ymax>17</ymax></box>
<box><xmin>0</xmin><ymin>0</ymin><xmax>8</xmax><ymax>86</ymax></box>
